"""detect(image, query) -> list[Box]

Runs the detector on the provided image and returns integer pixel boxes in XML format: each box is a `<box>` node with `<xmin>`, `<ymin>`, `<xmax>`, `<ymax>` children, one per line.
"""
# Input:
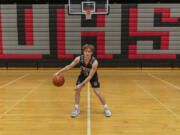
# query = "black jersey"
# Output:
<box><xmin>76</xmin><ymin>55</ymin><xmax>100</xmax><ymax>88</ymax></box>
<box><xmin>79</xmin><ymin>55</ymin><xmax>97</xmax><ymax>76</ymax></box>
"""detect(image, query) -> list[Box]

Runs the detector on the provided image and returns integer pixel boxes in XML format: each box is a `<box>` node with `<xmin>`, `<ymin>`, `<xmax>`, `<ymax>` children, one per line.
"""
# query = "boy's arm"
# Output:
<box><xmin>75</xmin><ymin>60</ymin><xmax>98</xmax><ymax>90</ymax></box>
<box><xmin>55</xmin><ymin>56</ymin><xmax>80</xmax><ymax>76</ymax></box>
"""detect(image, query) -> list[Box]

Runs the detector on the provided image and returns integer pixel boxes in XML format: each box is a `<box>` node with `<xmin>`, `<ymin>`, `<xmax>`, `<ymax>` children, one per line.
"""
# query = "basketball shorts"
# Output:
<box><xmin>76</xmin><ymin>72</ymin><xmax>100</xmax><ymax>88</ymax></box>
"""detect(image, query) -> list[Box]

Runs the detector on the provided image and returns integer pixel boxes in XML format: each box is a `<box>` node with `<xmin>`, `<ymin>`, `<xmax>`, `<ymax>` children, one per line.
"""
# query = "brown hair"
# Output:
<box><xmin>82</xmin><ymin>44</ymin><xmax>95</xmax><ymax>53</ymax></box>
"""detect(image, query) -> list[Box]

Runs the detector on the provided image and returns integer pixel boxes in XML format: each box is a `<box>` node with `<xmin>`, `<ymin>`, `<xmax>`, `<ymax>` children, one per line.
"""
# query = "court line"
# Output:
<box><xmin>0</xmin><ymin>73</ymin><xmax>30</xmax><ymax>88</ymax></box>
<box><xmin>135</xmin><ymin>82</ymin><xmax>180</xmax><ymax>119</ymax></box>
<box><xmin>87</xmin><ymin>82</ymin><xmax>91</xmax><ymax>135</ymax></box>
<box><xmin>0</xmin><ymin>79</ymin><xmax>46</xmax><ymax>119</ymax></box>
<box><xmin>148</xmin><ymin>73</ymin><xmax>180</xmax><ymax>91</ymax></box>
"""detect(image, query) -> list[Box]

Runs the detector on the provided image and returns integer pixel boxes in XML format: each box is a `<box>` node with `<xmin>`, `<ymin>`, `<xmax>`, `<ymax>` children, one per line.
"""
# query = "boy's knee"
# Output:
<box><xmin>93</xmin><ymin>88</ymin><xmax>100</xmax><ymax>94</ymax></box>
<box><xmin>75</xmin><ymin>90</ymin><xmax>81</xmax><ymax>94</ymax></box>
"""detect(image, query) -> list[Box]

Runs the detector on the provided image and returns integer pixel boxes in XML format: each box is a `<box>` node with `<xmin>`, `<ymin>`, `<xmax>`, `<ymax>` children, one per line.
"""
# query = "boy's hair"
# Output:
<box><xmin>82</xmin><ymin>44</ymin><xmax>95</xmax><ymax>53</ymax></box>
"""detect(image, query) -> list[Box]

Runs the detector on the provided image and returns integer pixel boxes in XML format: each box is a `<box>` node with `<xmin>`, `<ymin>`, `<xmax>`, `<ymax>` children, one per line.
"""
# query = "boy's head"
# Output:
<box><xmin>82</xmin><ymin>44</ymin><xmax>94</xmax><ymax>58</ymax></box>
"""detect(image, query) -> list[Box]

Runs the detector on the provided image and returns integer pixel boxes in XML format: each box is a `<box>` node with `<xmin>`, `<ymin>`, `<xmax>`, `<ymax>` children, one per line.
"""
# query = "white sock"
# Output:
<box><xmin>75</xmin><ymin>104</ymin><xmax>79</xmax><ymax>109</ymax></box>
<box><xmin>104</xmin><ymin>104</ymin><xmax>108</xmax><ymax>109</ymax></box>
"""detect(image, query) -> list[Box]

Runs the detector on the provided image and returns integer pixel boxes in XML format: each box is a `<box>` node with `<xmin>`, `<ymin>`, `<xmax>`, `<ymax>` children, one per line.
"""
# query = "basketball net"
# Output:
<box><xmin>84</xmin><ymin>9</ymin><xmax>93</xmax><ymax>20</ymax></box>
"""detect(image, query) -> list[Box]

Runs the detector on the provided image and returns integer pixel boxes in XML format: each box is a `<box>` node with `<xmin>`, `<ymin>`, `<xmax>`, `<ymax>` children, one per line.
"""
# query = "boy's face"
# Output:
<box><xmin>83</xmin><ymin>48</ymin><xmax>93</xmax><ymax>58</ymax></box>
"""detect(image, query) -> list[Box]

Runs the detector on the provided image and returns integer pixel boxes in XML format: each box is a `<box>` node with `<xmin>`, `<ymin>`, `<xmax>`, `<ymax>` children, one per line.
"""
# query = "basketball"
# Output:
<box><xmin>53</xmin><ymin>75</ymin><xmax>65</xmax><ymax>87</ymax></box>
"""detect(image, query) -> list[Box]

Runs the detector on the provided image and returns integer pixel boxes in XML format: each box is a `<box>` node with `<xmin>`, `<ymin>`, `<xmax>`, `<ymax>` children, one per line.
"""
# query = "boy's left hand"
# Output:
<box><xmin>75</xmin><ymin>84</ymin><xmax>82</xmax><ymax>91</ymax></box>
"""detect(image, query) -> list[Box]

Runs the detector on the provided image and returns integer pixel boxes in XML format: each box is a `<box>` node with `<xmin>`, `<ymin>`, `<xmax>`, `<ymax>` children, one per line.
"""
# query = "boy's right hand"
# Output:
<box><xmin>54</xmin><ymin>72</ymin><xmax>60</xmax><ymax>77</ymax></box>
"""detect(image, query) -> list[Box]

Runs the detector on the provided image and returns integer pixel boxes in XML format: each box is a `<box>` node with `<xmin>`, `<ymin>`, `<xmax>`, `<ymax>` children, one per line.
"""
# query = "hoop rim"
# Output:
<box><xmin>83</xmin><ymin>8</ymin><xmax>94</xmax><ymax>15</ymax></box>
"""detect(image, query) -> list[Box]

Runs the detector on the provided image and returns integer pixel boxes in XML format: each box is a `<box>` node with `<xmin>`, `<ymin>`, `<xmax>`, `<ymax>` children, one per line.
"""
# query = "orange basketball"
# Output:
<box><xmin>53</xmin><ymin>75</ymin><xmax>65</xmax><ymax>87</ymax></box>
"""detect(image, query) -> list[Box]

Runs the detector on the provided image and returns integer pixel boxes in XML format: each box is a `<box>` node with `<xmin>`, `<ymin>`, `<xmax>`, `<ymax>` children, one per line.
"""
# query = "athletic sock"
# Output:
<box><xmin>75</xmin><ymin>104</ymin><xmax>79</xmax><ymax>109</ymax></box>
<box><xmin>104</xmin><ymin>104</ymin><xmax>108</xmax><ymax>109</ymax></box>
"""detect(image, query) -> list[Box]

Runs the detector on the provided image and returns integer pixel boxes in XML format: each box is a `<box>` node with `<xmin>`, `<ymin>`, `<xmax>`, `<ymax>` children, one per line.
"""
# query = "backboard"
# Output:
<box><xmin>68</xmin><ymin>0</ymin><xmax>109</xmax><ymax>15</ymax></box>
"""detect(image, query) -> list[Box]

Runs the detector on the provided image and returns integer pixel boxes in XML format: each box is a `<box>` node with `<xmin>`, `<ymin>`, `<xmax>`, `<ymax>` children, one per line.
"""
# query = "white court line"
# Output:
<box><xmin>0</xmin><ymin>73</ymin><xmax>30</xmax><ymax>88</ymax></box>
<box><xmin>148</xmin><ymin>73</ymin><xmax>180</xmax><ymax>91</ymax></box>
<box><xmin>135</xmin><ymin>82</ymin><xmax>180</xmax><ymax>119</ymax></box>
<box><xmin>87</xmin><ymin>82</ymin><xmax>91</xmax><ymax>135</ymax></box>
<box><xmin>0</xmin><ymin>79</ymin><xmax>46</xmax><ymax>119</ymax></box>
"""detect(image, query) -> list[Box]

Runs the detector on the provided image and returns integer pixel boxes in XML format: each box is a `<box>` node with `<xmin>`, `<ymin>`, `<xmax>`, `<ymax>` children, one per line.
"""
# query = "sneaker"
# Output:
<box><xmin>104</xmin><ymin>108</ymin><xmax>111</xmax><ymax>117</ymax></box>
<box><xmin>71</xmin><ymin>108</ymin><xmax>80</xmax><ymax>117</ymax></box>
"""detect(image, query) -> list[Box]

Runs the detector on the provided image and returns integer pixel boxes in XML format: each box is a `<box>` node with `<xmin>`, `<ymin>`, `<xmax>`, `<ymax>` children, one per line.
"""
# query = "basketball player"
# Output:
<box><xmin>54</xmin><ymin>44</ymin><xmax>111</xmax><ymax>117</ymax></box>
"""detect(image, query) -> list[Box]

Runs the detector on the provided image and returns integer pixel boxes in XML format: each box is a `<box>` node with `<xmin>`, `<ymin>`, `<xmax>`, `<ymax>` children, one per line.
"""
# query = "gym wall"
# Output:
<box><xmin>0</xmin><ymin>4</ymin><xmax>180</xmax><ymax>68</ymax></box>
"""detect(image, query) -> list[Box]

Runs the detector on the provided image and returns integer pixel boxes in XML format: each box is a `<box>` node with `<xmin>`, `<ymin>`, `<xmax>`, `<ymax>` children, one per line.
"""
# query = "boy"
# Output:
<box><xmin>55</xmin><ymin>44</ymin><xmax>111</xmax><ymax>117</ymax></box>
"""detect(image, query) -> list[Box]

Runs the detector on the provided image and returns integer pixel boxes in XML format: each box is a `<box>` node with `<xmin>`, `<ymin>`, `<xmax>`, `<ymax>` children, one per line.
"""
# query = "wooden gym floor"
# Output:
<box><xmin>0</xmin><ymin>68</ymin><xmax>180</xmax><ymax>135</ymax></box>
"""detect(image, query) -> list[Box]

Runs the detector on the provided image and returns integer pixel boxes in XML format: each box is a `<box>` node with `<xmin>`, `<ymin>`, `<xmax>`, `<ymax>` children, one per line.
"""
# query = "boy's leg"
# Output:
<box><xmin>90</xmin><ymin>75</ymin><xmax>105</xmax><ymax>104</ymax></box>
<box><xmin>93</xmin><ymin>88</ymin><xmax>106</xmax><ymax>105</ymax></box>
<box><xmin>90</xmin><ymin>76</ymin><xmax>112</xmax><ymax>117</ymax></box>
<box><xmin>75</xmin><ymin>87</ymin><xmax>81</xmax><ymax>105</ymax></box>
<box><xmin>71</xmin><ymin>74</ymin><xmax>85</xmax><ymax>117</ymax></box>
<box><xmin>71</xmin><ymin>87</ymin><xmax>82</xmax><ymax>117</ymax></box>
<box><xmin>93</xmin><ymin>88</ymin><xmax>112</xmax><ymax>117</ymax></box>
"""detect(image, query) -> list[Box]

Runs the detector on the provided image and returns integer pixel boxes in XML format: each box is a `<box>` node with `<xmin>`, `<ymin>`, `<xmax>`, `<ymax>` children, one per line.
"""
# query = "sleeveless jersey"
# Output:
<box><xmin>79</xmin><ymin>55</ymin><xmax>97</xmax><ymax>76</ymax></box>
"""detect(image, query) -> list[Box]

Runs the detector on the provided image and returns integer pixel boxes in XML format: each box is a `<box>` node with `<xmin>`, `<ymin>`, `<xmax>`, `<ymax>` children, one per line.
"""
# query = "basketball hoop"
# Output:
<box><xmin>84</xmin><ymin>9</ymin><xmax>94</xmax><ymax>20</ymax></box>
<box><xmin>68</xmin><ymin>0</ymin><xmax>109</xmax><ymax>18</ymax></box>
